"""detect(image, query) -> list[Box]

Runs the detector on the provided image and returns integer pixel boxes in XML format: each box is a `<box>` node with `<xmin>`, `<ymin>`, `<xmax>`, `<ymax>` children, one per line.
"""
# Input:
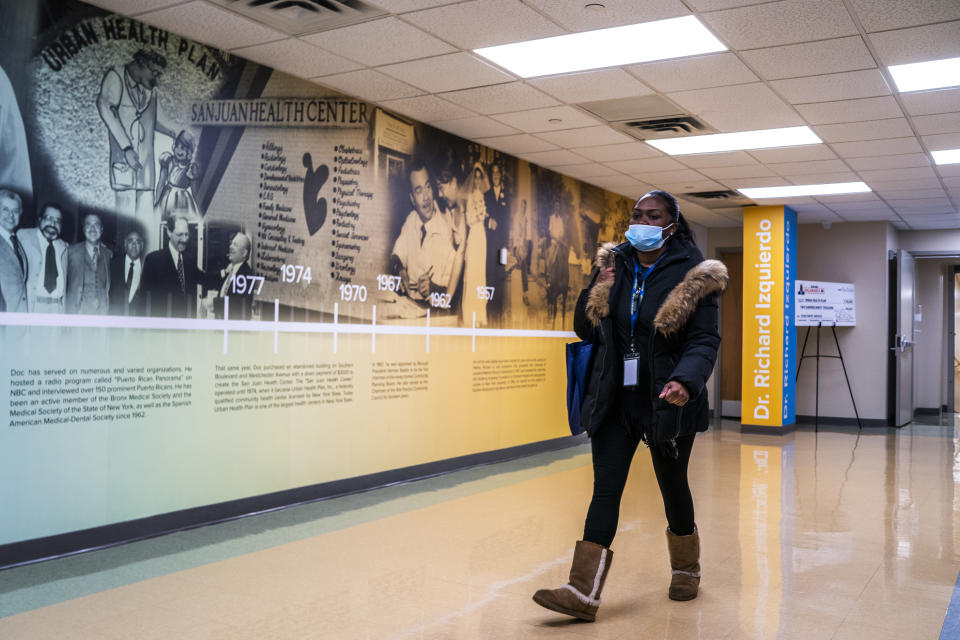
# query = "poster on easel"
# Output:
<box><xmin>795</xmin><ymin>280</ymin><xmax>856</xmax><ymax>326</ymax></box>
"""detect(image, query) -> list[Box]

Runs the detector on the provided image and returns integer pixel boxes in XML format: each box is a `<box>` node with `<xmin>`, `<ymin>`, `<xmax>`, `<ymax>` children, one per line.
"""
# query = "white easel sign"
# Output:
<box><xmin>795</xmin><ymin>280</ymin><xmax>856</xmax><ymax>326</ymax></box>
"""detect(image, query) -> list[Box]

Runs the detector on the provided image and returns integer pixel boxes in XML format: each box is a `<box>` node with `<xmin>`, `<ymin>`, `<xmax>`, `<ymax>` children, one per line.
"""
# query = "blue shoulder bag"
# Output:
<box><xmin>565</xmin><ymin>340</ymin><xmax>594</xmax><ymax>436</ymax></box>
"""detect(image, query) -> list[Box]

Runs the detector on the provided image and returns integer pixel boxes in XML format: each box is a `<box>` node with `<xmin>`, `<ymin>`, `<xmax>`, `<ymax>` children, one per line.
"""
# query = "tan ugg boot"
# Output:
<box><xmin>532</xmin><ymin>540</ymin><xmax>613</xmax><ymax>622</ymax></box>
<box><xmin>666</xmin><ymin>526</ymin><xmax>700</xmax><ymax>601</ymax></box>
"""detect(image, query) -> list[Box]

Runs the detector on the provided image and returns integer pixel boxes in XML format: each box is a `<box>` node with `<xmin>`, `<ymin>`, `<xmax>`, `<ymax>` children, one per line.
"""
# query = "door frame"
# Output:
<box><xmin>890</xmin><ymin>251</ymin><xmax>960</xmax><ymax>422</ymax></box>
<box><xmin>714</xmin><ymin>246</ymin><xmax>743</xmax><ymax>421</ymax></box>
<box><xmin>947</xmin><ymin>266</ymin><xmax>957</xmax><ymax>414</ymax></box>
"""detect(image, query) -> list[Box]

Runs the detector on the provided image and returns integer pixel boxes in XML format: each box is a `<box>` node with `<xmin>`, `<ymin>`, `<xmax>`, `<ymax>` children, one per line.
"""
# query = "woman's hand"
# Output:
<box><xmin>659</xmin><ymin>380</ymin><xmax>689</xmax><ymax>406</ymax></box>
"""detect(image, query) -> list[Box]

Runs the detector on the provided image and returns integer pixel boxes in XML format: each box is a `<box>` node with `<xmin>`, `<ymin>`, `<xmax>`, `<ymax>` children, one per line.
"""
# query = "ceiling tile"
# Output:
<box><xmin>519</xmin><ymin>149</ymin><xmax>590</xmax><ymax>167</ymax></box>
<box><xmin>867</xmin><ymin>21</ymin><xmax>960</xmax><ymax>65</ymax></box>
<box><xmin>748</xmin><ymin>145</ymin><xmax>838</xmax><ymax>163</ymax></box>
<box><xmin>402</xmin><ymin>0</ymin><xmax>565</xmax><ymax>49</ymax></box>
<box><xmin>856</xmin><ymin>0</ymin><xmax>960</xmax><ymax>31</ymax></box>
<box><xmin>771</xmin><ymin>69</ymin><xmax>890</xmax><ymax>104</ymax></box>
<box><xmin>860</xmin><ymin>166</ymin><xmax>938</xmax><ymax>182</ymax></box>
<box><xmin>700</xmin><ymin>0</ymin><xmax>857</xmax><ymax>50</ymax></box>
<box><xmin>874</xmin><ymin>188</ymin><xmax>947</xmax><ymax>199</ymax></box>
<box><xmin>301</xmin><ymin>17</ymin><xmax>455</xmax><ymax>66</ymax></box>
<box><xmin>474</xmin><ymin>134</ymin><xmax>558</xmax><ymax>155</ymax></box>
<box><xmin>679</xmin><ymin>151</ymin><xmax>758</xmax><ymax>168</ymax></box>
<box><xmin>867</xmin><ymin>178</ymin><xmax>944</xmax><ymax>190</ymax></box>
<box><xmin>605</xmin><ymin>157</ymin><xmax>690</xmax><ymax>174</ymax></box>
<box><xmin>627</xmin><ymin>53</ymin><xmax>758</xmax><ymax>93</ymax></box>
<box><xmin>86</xmin><ymin>0</ymin><xmax>184</xmax><ymax>14</ymax></box>
<box><xmin>660</xmin><ymin>180</ymin><xmax>729</xmax><ymax>193</ymax></box>
<box><xmin>440</xmin><ymin>83</ymin><xmax>559</xmax><ymax>115</ymax></box>
<box><xmin>525</xmin><ymin>0</ymin><xmax>689</xmax><ymax>30</ymax></box>
<box><xmin>913</xmin><ymin>113</ymin><xmax>960</xmax><ymax>136</ymax></box>
<box><xmin>755</xmin><ymin>196</ymin><xmax>819</xmax><ymax>208</ymax></box>
<box><xmin>137</xmin><ymin>1</ymin><xmax>286</xmax><ymax>50</ymax></box>
<box><xmin>378</xmin><ymin>53</ymin><xmax>515</xmax><ymax>93</ymax></box>
<box><xmin>687</xmin><ymin>0</ymin><xmax>781</xmax><ymax>9</ymax></box>
<box><xmin>827</xmin><ymin>202</ymin><xmax>889</xmax><ymax>211</ymax></box>
<box><xmin>553</xmin><ymin>163</ymin><xmax>624</xmax><ymax>179</ymax></box>
<box><xmin>732</xmin><ymin>177</ymin><xmax>792</xmax><ymax>188</ymax></box>
<box><xmin>923</xmin><ymin>133</ymin><xmax>960</xmax><ymax>150</ymax></box>
<box><xmin>814</xmin><ymin>118</ymin><xmax>914</xmax><ymax>143</ymax></box>
<box><xmin>433</xmin><ymin>116</ymin><xmax>520</xmax><ymax>139</ymax></box>
<box><xmin>529</xmin><ymin>69</ymin><xmax>654</xmax><ymax>104</ymax></box>
<box><xmin>368</xmin><ymin>0</ymin><xmax>458</xmax><ymax>12</ymax></box>
<box><xmin>769</xmin><ymin>159</ymin><xmax>851</xmax><ymax>175</ymax></box>
<box><xmin>699</xmin><ymin>165</ymin><xmax>776</xmax><ymax>179</ymax></box>
<box><xmin>846</xmin><ymin>154</ymin><xmax>932</xmax><ymax>171</ymax></box>
<box><xmin>316</xmin><ymin>70</ymin><xmax>423</xmax><ymax>102</ymax></box>
<box><xmin>813</xmin><ymin>192</ymin><xmax>880</xmax><ymax>203</ymax></box>
<box><xmin>233</xmin><ymin>39</ymin><xmax>361</xmax><ymax>78</ymax></box>
<box><xmin>534</xmin><ymin>126</ymin><xmax>634</xmax><ymax>148</ymax></box>
<box><xmin>887</xmin><ymin>197</ymin><xmax>953</xmax><ymax>207</ymax></box>
<box><xmin>574</xmin><ymin>142</ymin><xmax>664</xmax><ymax>162</ymax></box>
<box><xmin>784</xmin><ymin>171</ymin><xmax>859</xmax><ymax>183</ymax></box>
<box><xmin>378</xmin><ymin>95</ymin><xmax>475</xmax><ymax>122</ymax></box>
<box><xmin>835</xmin><ymin>211</ymin><xmax>896</xmax><ymax>220</ymax></box>
<box><xmin>901</xmin><ymin>85</ymin><xmax>960</xmax><ymax>116</ymax></box>
<box><xmin>939</xmin><ymin>164</ymin><xmax>960</xmax><ymax>177</ymax></box>
<box><xmin>890</xmin><ymin>203</ymin><xmax>956</xmax><ymax>214</ymax></box>
<box><xmin>668</xmin><ymin>83</ymin><xmax>803</xmax><ymax>131</ymax></box>
<box><xmin>740</xmin><ymin>37</ymin><xmax>875</xmax><ymax>80</ymax></box>
<box><xmin>832</xmin><ymin>137</ymin><xmax>923</xmax><ymax>157</ymax></box>
<box><xmin>490</xmin><ymin>106</ymin><xmax>601</xmax><ymax>133</ymax></box>
<box><xmin>795</xmin><ymin>96</ymin><xmax>903</xmax><ymax>124</ymax></box>
<box><xmin>633</xmin><ymin>169</ymin><xmax>709</xmax><ymax>185</ymax></box>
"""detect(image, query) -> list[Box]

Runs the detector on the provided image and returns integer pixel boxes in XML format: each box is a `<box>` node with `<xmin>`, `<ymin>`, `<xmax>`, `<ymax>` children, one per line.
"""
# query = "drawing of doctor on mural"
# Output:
<box><xmin>96</xmin><ymin>48</ymin><xmax>177</xmax><ymax>250</ymax></box>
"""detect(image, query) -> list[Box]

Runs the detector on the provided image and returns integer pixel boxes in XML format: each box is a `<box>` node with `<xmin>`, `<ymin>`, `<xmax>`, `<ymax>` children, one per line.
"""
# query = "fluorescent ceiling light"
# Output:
<box><xmin>473</xmin><ymin>16</ymin><xmax>726</xmax><ymax>78</ymax></box>
<box><xmin>932</xmin><ymin>148</ymin><xmax>960</xmax><ymax>165</ymax></box>
<box><xmin>888</xmin><ymin>56</ymin><xmax>960</xmax><ymax>92</ymax></box>
<box><xmin>646</xmin><ymin>126</ymin><xmax>821</xmax><ymax>155</ymax></box>
<box><xmin>738</xmin><ymin>182</ymin><xmax>871</xmax><ymax>198</ymax></box>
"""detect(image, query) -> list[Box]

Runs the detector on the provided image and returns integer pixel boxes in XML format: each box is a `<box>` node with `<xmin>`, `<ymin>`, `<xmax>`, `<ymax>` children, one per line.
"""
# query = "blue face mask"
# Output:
<box><xmin>625</xmin><ymin>224</ymin><xmax>671</xmax><ymax>251</ymax></box>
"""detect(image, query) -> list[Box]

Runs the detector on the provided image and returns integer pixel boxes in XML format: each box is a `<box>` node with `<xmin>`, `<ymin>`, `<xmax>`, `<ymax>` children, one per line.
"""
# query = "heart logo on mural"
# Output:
<box><xmin>302</xmin><ymin>152</ymin><xmax>329</xmax><ymax>236</ymax></box>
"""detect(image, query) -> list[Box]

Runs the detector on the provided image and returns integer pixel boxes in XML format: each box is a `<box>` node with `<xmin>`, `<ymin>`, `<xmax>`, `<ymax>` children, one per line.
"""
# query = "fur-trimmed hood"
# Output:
<box><xmin>584</xmin><ymin>242</ymin><xmax>728</xmax><ymax>335</ymax></box>
<box><xmin>653</xmin><ymin>259</ymin><xmax>728</xmax><ymax>336</ymax></box>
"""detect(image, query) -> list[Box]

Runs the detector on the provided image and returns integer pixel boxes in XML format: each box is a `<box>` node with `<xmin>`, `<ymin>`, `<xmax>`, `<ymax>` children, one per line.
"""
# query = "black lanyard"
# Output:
<box><xmin>629</xmin><ymin>249</ymin><xmax>668</xmax><ymax>341</ymax></box>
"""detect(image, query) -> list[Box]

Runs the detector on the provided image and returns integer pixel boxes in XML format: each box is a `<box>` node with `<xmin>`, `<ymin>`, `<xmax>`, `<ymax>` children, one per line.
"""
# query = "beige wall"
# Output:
<box><xmin>900</xmin><ymin>230</ymin><xmax>960</xmax><ymax>253</ymax></box>
<box><xmin>705</xmin><ymin>221</ymin><xmax>892</xmax><ymax>421</ymax></box>
<box><xmin>794</xmin><ymin>222</ymin><xmax>891</xmax><ymax>420</ymax></box>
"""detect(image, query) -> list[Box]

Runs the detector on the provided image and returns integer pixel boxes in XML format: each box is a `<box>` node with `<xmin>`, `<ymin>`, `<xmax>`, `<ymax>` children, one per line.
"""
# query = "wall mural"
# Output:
<box><xmin>0</xmin><ymin>0</ymin><xmax>636</xmax><ymax>550</ymax></box>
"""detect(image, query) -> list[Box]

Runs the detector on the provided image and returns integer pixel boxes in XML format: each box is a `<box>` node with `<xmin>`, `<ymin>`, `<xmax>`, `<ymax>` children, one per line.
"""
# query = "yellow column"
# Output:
<box><xmin>741</xmin><ymin>206</ymin><xmax>796</xmax><ymax>430</ymax></box>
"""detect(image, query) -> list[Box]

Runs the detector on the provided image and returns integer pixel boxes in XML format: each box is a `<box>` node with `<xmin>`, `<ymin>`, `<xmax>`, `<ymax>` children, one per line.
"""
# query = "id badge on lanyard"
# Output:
<box><xmin>623</xmin><ymin>252</ymin><xmax>666</xmax><ymax>388</ymax></box>
<box><xmin>623</xmin><ymin>353</ymin><xmax>639</xmax><ymax>387</ymax></box>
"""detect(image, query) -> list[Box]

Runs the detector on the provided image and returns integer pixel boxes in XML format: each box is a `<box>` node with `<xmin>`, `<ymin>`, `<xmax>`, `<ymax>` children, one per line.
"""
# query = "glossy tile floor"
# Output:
<box><xmin>2</xmin><ymin>418</ymin><xmax>960</xmax><ymax>639</ymax></box>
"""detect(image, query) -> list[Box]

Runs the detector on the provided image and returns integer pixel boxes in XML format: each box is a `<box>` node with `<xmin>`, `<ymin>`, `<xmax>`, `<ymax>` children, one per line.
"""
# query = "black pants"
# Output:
<box><xmin>583</xmin><ymin>426</ymin><xmax>695</xmax><ymax>548</ymax></box>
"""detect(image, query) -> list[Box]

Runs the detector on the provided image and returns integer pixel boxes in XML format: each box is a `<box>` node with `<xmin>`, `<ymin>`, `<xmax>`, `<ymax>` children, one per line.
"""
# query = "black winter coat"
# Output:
<box><xmin>573</xmin><ymin>238</ymin><xmax>726</xmax><ymax>444</ymax></box>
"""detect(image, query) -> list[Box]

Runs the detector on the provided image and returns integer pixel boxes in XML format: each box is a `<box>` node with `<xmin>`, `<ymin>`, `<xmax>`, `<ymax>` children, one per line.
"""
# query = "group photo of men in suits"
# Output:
<box><xmin>0</xmin><ymin>195</ymin><xmax>258</xmax><ymax>320</ymax></box>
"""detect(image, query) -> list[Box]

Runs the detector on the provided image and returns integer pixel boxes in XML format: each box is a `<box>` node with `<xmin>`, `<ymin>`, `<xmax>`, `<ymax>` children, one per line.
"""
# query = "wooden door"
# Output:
<box><xmin>720</xmin><ymin>251</ymin><xmax>743</xmax><ymax>416</ymax></box>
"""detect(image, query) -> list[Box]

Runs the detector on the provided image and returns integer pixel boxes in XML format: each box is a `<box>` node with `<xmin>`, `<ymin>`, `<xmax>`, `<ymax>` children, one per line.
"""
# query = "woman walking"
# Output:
<box><xmin>533</xmin><ymin>190</ymin><xmax>727</xmax><ymax>621</ymax></box>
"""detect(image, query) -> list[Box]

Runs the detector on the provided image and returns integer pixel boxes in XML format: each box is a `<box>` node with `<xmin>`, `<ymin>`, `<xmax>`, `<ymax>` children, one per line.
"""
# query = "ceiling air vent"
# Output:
<box><xmin>681</xmin><ymin>189</ymin><xmax>754</xmax><ymax>209</ymax></box>
<box><xmin>578</xmin><ymin>95</ymin><xmax>716</xmax><ymax>140</ymax></box>
<box><xmin>622</xmin><ymin>116</ymin><xmax>708</xmax><ymax>137</ymax></box>
<box><xmin>212</xmin><ymin>0</ymin><xmax>388</xmax><ymax>36</ymax></box>
<box><xmin>685</xmin><ymin>190</ymin><xmax>741</xmax><ymax>200</ymax></box>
